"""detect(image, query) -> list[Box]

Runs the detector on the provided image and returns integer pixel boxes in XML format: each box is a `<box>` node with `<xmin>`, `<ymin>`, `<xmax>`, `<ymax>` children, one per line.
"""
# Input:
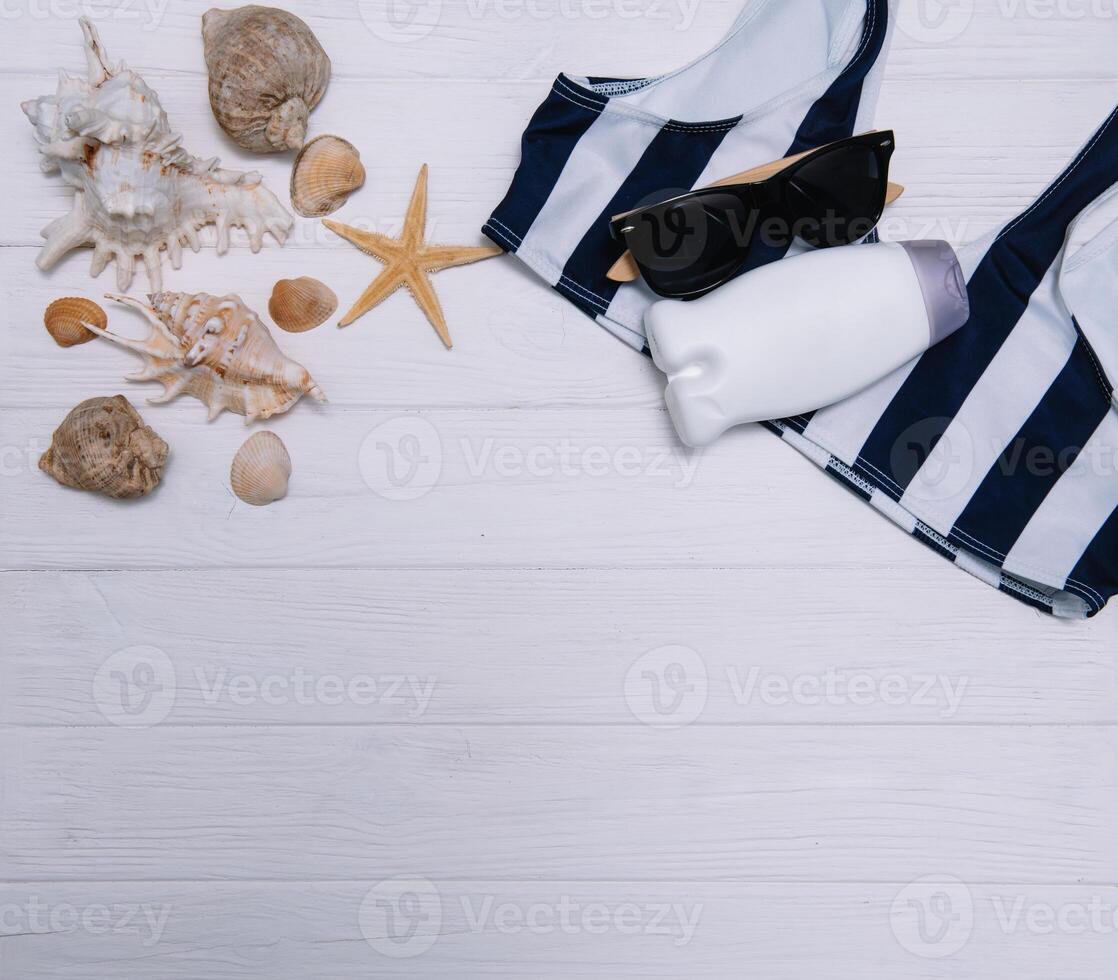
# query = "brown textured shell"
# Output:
<box><xmin>268</xmin><ymin>276</ymin><xmax>337</xmax><ymax>332</ymax></box>
<box><xmin>202</xmin><ymin>5</ymin><xmax>331</xmax><ymax>153</ymax></box>
<box><xmin>39</xmin><ymin>395</ymin><xmax>168</xmax><ymax>498</ymax></box>
<box><xmin>44</xmin><ymin>297</ymin><xmax>106</xmax><ymax>347</ymax></box>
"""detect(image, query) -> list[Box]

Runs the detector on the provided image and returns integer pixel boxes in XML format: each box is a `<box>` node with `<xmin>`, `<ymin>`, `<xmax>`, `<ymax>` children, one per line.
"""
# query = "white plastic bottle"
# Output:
<box><xmin>645</xmin><ymin>240</ymin><xmax>970</xmax><ymax>448</ymax></box>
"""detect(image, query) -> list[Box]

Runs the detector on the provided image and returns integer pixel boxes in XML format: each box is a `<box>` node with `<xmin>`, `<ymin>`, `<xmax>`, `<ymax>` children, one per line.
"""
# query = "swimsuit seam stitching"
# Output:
<box><xmin>996</xmin><ymin>103</ymin><xmax>1118</xmax><ymax>243</ymax></box>
<box><xmin>809</xmin><ymin>435</ymin><xmax>1100</xmax><ymax>601</ymax></box>
<box><xmin>486</xmin><ymin>219</ymin><xmax>617</xmax><ymax>312</ymax></box>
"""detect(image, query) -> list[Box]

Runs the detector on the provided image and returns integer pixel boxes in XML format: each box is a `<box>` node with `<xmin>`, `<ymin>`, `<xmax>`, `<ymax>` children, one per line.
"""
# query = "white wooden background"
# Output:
<box><xmin>2</xmin><ymin>1</ymin><xmax>1117</xmax><ymax>976</ymax></box>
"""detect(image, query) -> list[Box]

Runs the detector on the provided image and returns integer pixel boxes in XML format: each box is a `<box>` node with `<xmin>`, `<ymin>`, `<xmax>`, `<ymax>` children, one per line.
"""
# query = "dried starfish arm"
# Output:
<box><xmin>421</xmin><ymin>243</ymin><xmax>502</xmax><ymax>271</ymax></box>
<box><xmin>402</xmin><ymin>165</ymin><xmax>430</xmax><ymax>250</ymax></box>
<box><xmin>323</xmin><ymin>220</ymin><xmax>403</xmax><ymax>264</ymax></box>
<box><xmin>337</xmin><ymin>267</ymin><xmax>409</xmax><ymax>327</ymax></box>
<box><xmin>406</xmin><ymin>269</ymin><xmax>452</xmax><ymax>349</ymax></box>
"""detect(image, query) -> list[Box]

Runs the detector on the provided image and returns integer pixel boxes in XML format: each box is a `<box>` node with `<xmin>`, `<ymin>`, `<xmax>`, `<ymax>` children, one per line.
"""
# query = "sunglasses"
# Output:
<box><xmin>608</xmin><ymin>130</ymin><xmax>899</xmax><ymax>300</ymax></box>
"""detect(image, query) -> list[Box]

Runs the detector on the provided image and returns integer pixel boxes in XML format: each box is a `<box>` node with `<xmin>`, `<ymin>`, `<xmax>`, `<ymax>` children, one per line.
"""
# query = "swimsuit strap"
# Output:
<box><xmin>790</xmin><ymin>0</ymin><xmax>890</xmax><ymax>153</ymax></box>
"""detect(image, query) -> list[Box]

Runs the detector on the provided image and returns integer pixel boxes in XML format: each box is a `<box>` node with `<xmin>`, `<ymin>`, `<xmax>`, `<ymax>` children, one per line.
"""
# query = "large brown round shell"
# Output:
<box><xmin>202</xmin><ymin>5</ymin><xmax>331</xmax><ymax>153</ymax></box>
<box><xmin>44</xmin><ymin>297</ymin><xmax>106</xmax><ymax>348</ymax></box>
<box><xmin>268</xmin><ymin>277</ymin><xmax>337</xmax><ymax>332</ymax></box>
<box><xmin>230</xmin><ymin>431</ymin><xmax>291</xmax><ymax>506</ymax></box>
<box><xmin>290</xmin><ymin>135</ymin><xmax>365</xmax><ymax>217</ymax></box>
<box><xmin>39</xmin><ymin>395</ymin><xmax>168</xmax><ymax>498</ymax></box>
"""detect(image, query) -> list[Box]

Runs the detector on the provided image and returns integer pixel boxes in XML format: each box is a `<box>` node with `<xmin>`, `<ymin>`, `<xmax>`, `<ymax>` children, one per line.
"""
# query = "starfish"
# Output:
<box><xmin>323</xmin><ymin>165</ymin><xmax>501</xmax><ymax>348</ymax></box>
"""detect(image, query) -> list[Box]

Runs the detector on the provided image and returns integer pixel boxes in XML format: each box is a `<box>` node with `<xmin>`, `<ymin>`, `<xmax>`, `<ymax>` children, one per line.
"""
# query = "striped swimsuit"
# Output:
<box><xmin>485</xmin><ymin>0</ymin><xmax>893</xmax><ymax>348</ymax></box>
<box><xmin>485</xmin><ymin>0</ymin><xmax>1118</xmax><ymax>617</ymax></box>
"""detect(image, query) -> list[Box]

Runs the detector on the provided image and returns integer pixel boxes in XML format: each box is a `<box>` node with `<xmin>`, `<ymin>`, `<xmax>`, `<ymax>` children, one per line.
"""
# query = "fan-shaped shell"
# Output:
<box><xmin>268</xmin><ymin>277</ymin><xmax>337</xmax><ymax>332</ymax></box>
<box><xmin>230</xmin><ymin>431</ymin><xmax>291</xmax><ymax>505</ymax></box>
<box><xmin>290</xmin><ymin>135</ymin><xmax>365</xmax><ymax>217</ymax></box>
<box><xmin>202</xmin><ymin>5</ymin><xmax>331</xmax><ymax>153</ymax></box>
<box><xmin>44</xmin><ymin>297</ymin><xmax>106</xmax><ymax>347</ymax></box>
<box><xmin>40</xmin><ymin>395</ymin><xmax>168</xmax><ymax>498</ymax></box>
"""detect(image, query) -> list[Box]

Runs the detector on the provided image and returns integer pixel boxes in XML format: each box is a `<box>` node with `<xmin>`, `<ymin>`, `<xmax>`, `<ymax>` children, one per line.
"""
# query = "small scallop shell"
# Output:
<box><xmin>231</xmin><ymin>431</ymin><xmax>291</xmax><ymax>506</ymax></box>
<box><xmin>44</xmin><ymin>297</ymin><xmax>106</xmax><ymax>348</ymax></box>
<box><xmin>290</xmin><ymin>135</ymin><xmax>365</xmax><ymax>218</ymax></box>
<box><xmin>269</xmin><ymin>277</ymin><xmax>337</xmax><ymax>332</ymax></box>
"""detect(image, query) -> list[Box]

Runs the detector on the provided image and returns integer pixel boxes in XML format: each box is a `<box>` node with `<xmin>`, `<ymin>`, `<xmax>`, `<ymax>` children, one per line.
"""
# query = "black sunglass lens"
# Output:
<box><xmin>622</xmin><ymin>192</ymin><xmax>754</xmax><ymax>297</ymax></box>
<box><xmin>782</xmin><ymin>144</ymin><xmax>886</xmax><ymax>249</ymax></box>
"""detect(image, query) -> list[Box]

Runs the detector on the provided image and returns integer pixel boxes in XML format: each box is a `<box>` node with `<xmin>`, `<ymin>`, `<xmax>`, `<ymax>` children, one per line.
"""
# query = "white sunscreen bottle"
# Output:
<box><xmin>645</xmin><ymin>240</ymin><xmax>971</xmax><ymax>448</ymax></box>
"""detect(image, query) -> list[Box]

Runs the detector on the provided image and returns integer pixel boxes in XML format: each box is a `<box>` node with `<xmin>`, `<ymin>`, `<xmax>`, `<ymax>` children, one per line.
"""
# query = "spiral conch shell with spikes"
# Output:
<box><xmin>21</xmin><ymin>17</ymin><xmax>293</xmax><ymax>291</ymax></box>
<box><xmin>86</xmin><ymin>291</ymin><xmax>326</xmax><ymax>423</ymax></box>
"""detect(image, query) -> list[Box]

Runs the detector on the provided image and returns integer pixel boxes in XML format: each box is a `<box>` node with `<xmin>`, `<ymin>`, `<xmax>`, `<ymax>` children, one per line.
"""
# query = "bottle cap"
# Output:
<box><xmin>900</xmin><ymin>240</ymin><xmax>971</xmax><ymax>346</ymax></box>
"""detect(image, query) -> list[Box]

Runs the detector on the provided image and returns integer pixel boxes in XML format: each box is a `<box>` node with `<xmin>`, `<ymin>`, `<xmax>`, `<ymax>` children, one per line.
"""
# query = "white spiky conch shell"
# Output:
<box><xmin>230</xmin><ymin>431</ymin><xmax>291</xmax><ymax>505</ymax></box>
<box><xmin>21</xmin><ymin>17</ymin><xmax>293</xmax><ymax>292</ymax></box>
<box><xmin>85</xmin><ymin>291</ymin><xmax>327</xmax><ymax>423</ymax></box>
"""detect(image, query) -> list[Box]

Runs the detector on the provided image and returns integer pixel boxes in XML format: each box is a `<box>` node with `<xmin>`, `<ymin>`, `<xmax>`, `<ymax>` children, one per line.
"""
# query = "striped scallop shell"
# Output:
<box><xmin>290</xmin><ymin>135</ymin><xmax>365</xmax><ymax>217</ymax></box>
<box><xmin>268</xmin><ymin>277</ymin><xmax>337</xmax><ymax>332</ymax></box>
<box><xmin>44</xmin><ymin>297</ymin><xmax>106</xmax><ymax>348</ymax></box>
<box><xmin>230</xmin><ymin>430</ymin><xmax>291</xmax><ymax>506</ymax></box>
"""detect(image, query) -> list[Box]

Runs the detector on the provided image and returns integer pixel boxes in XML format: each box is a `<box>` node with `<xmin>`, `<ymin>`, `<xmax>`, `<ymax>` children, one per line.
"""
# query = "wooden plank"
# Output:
<box><xmin>1</xmin><ymin>569</ymin><xmax>1113</xmax><ymax>727</ymax></box>
<box><xmin>0</xmin><ymin>246</ymin><xmax>661</xmax><ymax>412</ymax></box>
<box><xmin>2</xmin><ymin>0</ymin><xmax>1114</xmax><ymax>81</ymax></box>
<box><xmin>3</xmin><ymin>724</ymin><xmax>1117</xmax><ymax>882</ymax></box>
<box><xmin>2</xmin><ymin>403</ymin><xmax>1067</xmax><ymax>573</ymax></box>
<box><xmin>9</xmin><ymin>74</ymin><xmax>1118</xmax><ymax>252</ymax></box>
<box><xmin>0</xmin><ymin>880</ymin><xmax>1116</xmax><ymax>978</ymax></box>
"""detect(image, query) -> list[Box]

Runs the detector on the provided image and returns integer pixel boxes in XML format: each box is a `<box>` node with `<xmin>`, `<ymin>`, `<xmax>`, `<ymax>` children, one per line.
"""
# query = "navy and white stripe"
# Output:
<box><xmin>485</xmin><ymin>0</ymin><xmax>893</xmax><ymax>349</ymax></box>
<box><xmin>773</xmin><ymin>103</ymin><xmax>1118</xmax><ymax>617</ymax></box>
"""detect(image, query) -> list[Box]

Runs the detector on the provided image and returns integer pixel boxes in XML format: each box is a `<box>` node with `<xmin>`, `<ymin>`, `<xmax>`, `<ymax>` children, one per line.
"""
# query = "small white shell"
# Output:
<box><xmin>269</xmin><ymin>277</ymin><xmax>337</xmax><ymax>332</ymax></box>
<box><xmin>290</xmin><ymin>135</ymin><xmax>365</xmax><ymax>218</ymax></box>
<box><xmin>230</xmin><ymin>431</ymin><xmax>291</xmax><ymax>506</ymax></box>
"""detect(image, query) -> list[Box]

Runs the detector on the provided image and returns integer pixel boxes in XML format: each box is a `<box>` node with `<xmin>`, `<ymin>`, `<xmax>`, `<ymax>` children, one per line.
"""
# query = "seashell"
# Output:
<box><xmin>290</xmin><ymin>135</ymin><xmax>365</xmax><ymax>218</ymax></box>
<box><xmin>230</xmin><ymin>431</ymin><xmax>291</xmax><ymax>505</ymax></box>
<box><xmin>21</xmin><ymin>18</ymin><xmax>293</xmax><ymax>292</ymax></box>
<box><xmin>87</xmin><ymin>291</ymin><xmax>327</xmax><ymax>423</ymax></box>
<box><xmin>202</xmin><ymin>6</ymin><xmax>330</xmax><ymax>153</ymax></box>
<box><xmin>268</xmin><ymin>277</ymin><xmax>337</xmax><ymax>332</ymax></box>
<box><xmin>40</xmin><ymin>395</ymin><xmax>168</xmax><ymax>498</ymax></box>
<box><xmin>44</xmin><ymin>297</ymin><xmax>106</xmax><ymax>347</ymax></box>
